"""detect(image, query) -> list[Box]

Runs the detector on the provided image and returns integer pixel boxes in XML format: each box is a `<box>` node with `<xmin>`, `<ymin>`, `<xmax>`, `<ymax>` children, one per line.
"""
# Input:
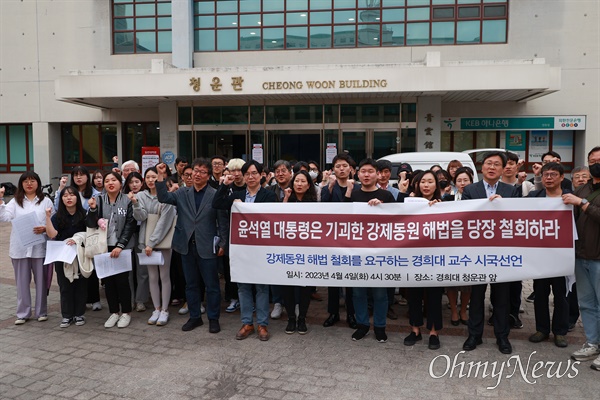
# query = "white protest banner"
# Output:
<box><xmin>229</xmin><ymin>198</ymin><xmax>575</xmax><ymax>287</ymax></box>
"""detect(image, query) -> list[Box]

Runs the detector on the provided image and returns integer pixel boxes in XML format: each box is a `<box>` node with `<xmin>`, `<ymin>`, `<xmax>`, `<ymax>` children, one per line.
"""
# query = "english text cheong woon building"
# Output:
<box><xmin>1</xmin><ymin>0</ymin><xmax>598</xmax><ymax>184</ymax></box>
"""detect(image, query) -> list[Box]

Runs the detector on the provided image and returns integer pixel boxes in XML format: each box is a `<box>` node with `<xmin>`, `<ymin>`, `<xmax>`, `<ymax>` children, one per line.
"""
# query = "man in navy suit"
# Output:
<box><xmin>461</xmin><ymin>151</ymin><xmax>517</xmax><ymax>354</ymax></box>
<box><xmin>156</xmin><ymin>159</ymin><xmax>229</xmax><ymax>334</ymax></box>
<box><xmin>213</xmin><ymin>160</ymin><xmax>277</xmax><ymax>341</ymax></box>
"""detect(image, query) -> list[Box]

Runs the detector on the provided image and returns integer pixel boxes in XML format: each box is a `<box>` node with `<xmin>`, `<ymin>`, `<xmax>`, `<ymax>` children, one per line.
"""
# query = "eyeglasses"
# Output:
<box><xmin>193</xmin><ymin>170</ymin><xmax>209</xmax><ymax>176</ymax></box>
<box><xmin>183</xmin><ymin>173</ymin><xmax>193</xmax><ymax>178</ymax></box>
<box><xmin>212</xmin><ymin>162</ymin><xmax>224</xmax><ymax>166</ymax></box>
<box><xmin>483</xmin><ymin>161</ymin><xmax>503</xmax><ymax>168</ymax></box>
<box><xmin>542</xmin><ymin>172</ymin><xmax>560</xmax><ymax>178</ymax></box>
<box><xmin>244</xmin><ymin>171</ymin><xmax>260</xmax><ymax>177</ymax></box>
<box><xmin>274</xmin><ymin>169</ymin><xmax>289</xmax><ymax>175</ymax></box>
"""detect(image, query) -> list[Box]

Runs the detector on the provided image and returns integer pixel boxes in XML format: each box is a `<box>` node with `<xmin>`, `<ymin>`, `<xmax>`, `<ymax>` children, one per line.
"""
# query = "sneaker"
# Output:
<box><xmin>297</xmin><ymin>318</ymin><xmax>308</xmax><ymax>335</ymax></box>
<box><xmin>592</xmin><ymin>355</ymin><xmax>600</xmax><ymax>371</ymax></box>
<box><xmin>14</xmin><ymin>318</ymin><xmax>28</xmax><ymax>325</ymax></box>
<box><xmin>60</xmin><ymin>318</ymin><xmax>72</xmax><ymax>328</ymax></box>
<box><xmin>37</xmin><ymin>315</ymin><xmax>48</xmax><ymax>322</ymax></box>
<box><xmin>352</xmin><ymin>324</ymin><xmax>370</xmax><ymax>341</ymax></box>
<box><xmin>156</xmin><ymin>311</ymin><xmax>169</xmax><ymax>326</ymax></box>
<box><xmin>404</xmin><ymin>331</ymin><xmax>423</xmax><ymax>346</ymax></box>
<box><xmin>117</xmin><ymin>313</ymin><xmax>131</xmax><ymax>328</ymax></box>
<box><xmin>526</xmin><ymin>292</ymin><xmax>535</xmax><ymax>303</ymax></box>
<box><xmin>92</xmin><ymin>301</ymin><xmax>102</xmax><ymax>311</ymax></box>
<box><xmin>178</xmin><ymin>302</ymin><xmax>189</xmax><ymax>315</ymax></box>
<box><xmin>374</xmin><ymin>327</ymin><xmax>387</xmax><ymax>343</ymax></box>
<box><xmin>271</xmin><ymin>303</ymin><xmax>283</xmax><ymax>319</ymax></box>
<box><xmin>571</xmin><ymin>342</ymin><xmax>600</xmax><ymax>361</ymax></box>
<box><xmin>201</xmin><ymin>303</ymin><xmax>206</xmax><ymax>314</ymax></box>
<box><xmin>104</xmin><ymin>313</ymin><xmax>120</xmax><ymax>328</ymax></box>
<box><xmin>226</xmin><ymin>299</ymin><xmax>240</xmax><ymax>313</ymax></box>
<box><xmin>428</xmin><ymin>334</ymin><xmax>441</xmax><ymax>350</ymax></box>
<box><xmin>74</xmin><ymin>316</ymin><xmax>85</xmax><ymax>326</ymax></box>
<box><xmin>148</xmin><ymin>310</ymin><xmax>160</xmax><ymax>325</ymax></box>
<box><xmin>135</xmin><ymin>302</ymin><xmax>146</xmax><ymax>312</ymax></box>
<box><xmin>285</xmin><ymin>318</ymin><xmax>296</xmax><ymax>334</ymax></box>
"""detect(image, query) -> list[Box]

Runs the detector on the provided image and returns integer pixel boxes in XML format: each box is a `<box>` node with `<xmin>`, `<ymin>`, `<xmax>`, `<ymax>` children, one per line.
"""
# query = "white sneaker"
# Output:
<box><xmin>92</xmin><ymin>302</ymin><xmax>102</xmax><ymax>311</ymax></box>
<box><xmin>178</xmin><ymin>302</ymin><xmax>189</xmax><ymax>315</ymax></box>
<box><xmin>271</xmin><ymin>303</ymin><xmax>283</xmax><ymax>319</ymax></box>
<box><xmin>226</xmin><ymin>299</ymin><xmax>240</xmax><ymax>313</ymax></box>
<box><xmin>571</xmin><ymin>342</ymin><xmax>600</xmax><ymax>361</ymax></box>
<box><xmin>201</xmin><ymin>303</ymin><xmax>206</xmax><ymax>314</ymax></box>
<box><xmin>156</xmin><ymin>310</ymin><xmax>169</xmax><ymax>326</ymax></box>
<box><xmin>104</xmin><ymin>313</ymin><xmax>120</xmax><ymax>328</ymax></box>
<box><xmin>592</xmin><ymin>355</ymin><xmax>600</xmax><ymax>371</ymax></box>
<box><xmin>148</xmin><ymin>310</ymin><xmax>160</xmax><ymax>325</ymax></box>
<box><xmin>135</xmin><ymin>302</ymin><xmax>146</xmax><ymax>312</ymax></box>
<box><xmin>117</xmin><ymin>313</ymin><xmax>131</xmax><ymax>328</ymax></box>
<box><xmin>37</xmin><ymin>315</ymin><xmax>48</xmax><ymax>322</ymax></box>
<box><xmin>60</xmin><ymin>318</ymin><xmax>72</xmax><ymax>328</ymax></box>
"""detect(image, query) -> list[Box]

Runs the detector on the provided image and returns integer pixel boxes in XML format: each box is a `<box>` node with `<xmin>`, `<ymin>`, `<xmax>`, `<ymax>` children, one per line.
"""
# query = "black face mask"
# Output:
<box><xmin>590</xmin><ymin>163</ymin><xmax>600</xmax><ymax>178</ymax></box>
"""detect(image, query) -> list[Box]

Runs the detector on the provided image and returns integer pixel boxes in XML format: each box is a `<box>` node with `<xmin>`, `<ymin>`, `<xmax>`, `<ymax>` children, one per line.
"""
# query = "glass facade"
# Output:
<box><xmin>194</xmin><ymin>0</ymin><xmax>508</xmax><ymax>51</ymax></box>
<box><xmin>113</xmin><ymin>0</ymin><xmax>172</xmax><ymax>54</ymax></box>
<box><xmin>0</xmin><ymin>124</ymin><xmax>33</xmax><ymax>173</ymax></box>
<box><xmin>62</xmin><ymin>124</ymin><xmax>118</xmax><ymax>172</ymax></box>
<box><xmin>123</xmin><ymin>122</ymin><xmax>161</xmax><ymax>163</ymax></box>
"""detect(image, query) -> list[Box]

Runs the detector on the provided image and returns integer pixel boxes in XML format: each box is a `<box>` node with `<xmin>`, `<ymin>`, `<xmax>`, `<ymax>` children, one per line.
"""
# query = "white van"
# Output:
<box><xmin>378</xmin><ymin>149</ymin><xmax>505</xmax><ymax>184</ymax></box>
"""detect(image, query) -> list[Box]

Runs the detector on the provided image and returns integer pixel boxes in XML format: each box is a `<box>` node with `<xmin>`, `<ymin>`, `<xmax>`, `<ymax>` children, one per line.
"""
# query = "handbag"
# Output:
<box><xmin>145</xmin><ymin>211</ymin><xmax>177</xmax><ymax>250</ymax></box>
<box><xmin>85</xmin><ymin>226</ymin><xmax>108</xmax><ymax>257</ymax></box>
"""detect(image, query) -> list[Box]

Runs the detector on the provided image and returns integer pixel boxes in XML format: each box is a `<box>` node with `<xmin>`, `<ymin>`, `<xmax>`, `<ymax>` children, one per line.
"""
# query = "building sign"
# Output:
<box><xmin>443</xmin><ymin>116</ymin><xmax>586</xmax><ymax>131</ymax></box>
<box><xmin>141</xmin><ymin>147</ymin><xmax>160</xmax><ymax>176</ymax></box>
<box><xmin>252</xmin><ymin>144</ymin><xmax>263</xmax><ymax>164</ymax></box>
<box><xmin>229</xmin><ymin>199</ymin><xmax>574</xmax><ymax>287</ymax></box>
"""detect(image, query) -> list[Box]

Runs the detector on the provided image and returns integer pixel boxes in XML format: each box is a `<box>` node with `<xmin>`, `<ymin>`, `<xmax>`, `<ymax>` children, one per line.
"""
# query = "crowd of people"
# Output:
<box><xmin>0</xmin><ymin>147</ymin><xmax>599</xmax><ymax>371</ymax></box>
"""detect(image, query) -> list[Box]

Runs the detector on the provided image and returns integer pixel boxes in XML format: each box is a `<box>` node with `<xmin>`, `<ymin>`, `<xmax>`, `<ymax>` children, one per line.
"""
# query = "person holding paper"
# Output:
<box><xmin>130</xmin><ymin>167</ymin><xmax>177</xmax><ymax>327</ymax></box>
<box><xmin>0</xmin><ymin>171</ymin><xmax>54</xmax><ymax>325</ymax></box>
<box><xmin>45</xmin><ymin>186</ymin><xmax>88</xmax><ymax>328</ymax></box>
<box><xmin>86</xmin><ymin>171</ymin><xmax>137</xmax><ymax>329</ymax></box>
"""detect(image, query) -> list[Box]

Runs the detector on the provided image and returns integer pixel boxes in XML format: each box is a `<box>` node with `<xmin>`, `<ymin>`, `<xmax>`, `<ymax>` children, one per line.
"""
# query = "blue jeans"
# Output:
<box><xmin>354</xmin><ymin>287</ymin><xmax>387</xmax><ymax>328</ymax></box>
<box><xmin>181</xmin><ymin>240</ymin><xmax>220</xmax><ymax>321</ymax></box>
<box><xmin>575</xmin><ymin>258</ymin><xmax>600</xmax><ymax>344</ymax></box>
<box><xmin>238</xmin><ymin>283</ymin><xmax>269</xmax><ymax>326</ymax></box>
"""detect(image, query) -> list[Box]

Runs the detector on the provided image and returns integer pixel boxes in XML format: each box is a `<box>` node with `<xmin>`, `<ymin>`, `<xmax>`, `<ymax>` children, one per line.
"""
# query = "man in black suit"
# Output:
<box><xmin>212</xmin><ymin>160</ymin><xmax>277</xmax><ymax>342</ymax></box>
<box><xmin>461</xmin><ymin>151</ymin><xmax>517</xmax><ymax>354</ymax></box>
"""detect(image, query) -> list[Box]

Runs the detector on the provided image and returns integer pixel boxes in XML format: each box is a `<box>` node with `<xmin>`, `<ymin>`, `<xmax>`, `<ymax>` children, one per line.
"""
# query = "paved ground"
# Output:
<box><xmin>0</xmin><ymin>220</ymin><xmax>596</xmax><ymax>399</ymax></box>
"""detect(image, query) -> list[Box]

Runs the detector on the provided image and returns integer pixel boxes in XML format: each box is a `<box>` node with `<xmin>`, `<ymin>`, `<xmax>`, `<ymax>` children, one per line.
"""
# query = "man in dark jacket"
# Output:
<box><xmin>563</xmin><ymin>146</ymin><xmax>600</xmax><ymax>370</ymax></box>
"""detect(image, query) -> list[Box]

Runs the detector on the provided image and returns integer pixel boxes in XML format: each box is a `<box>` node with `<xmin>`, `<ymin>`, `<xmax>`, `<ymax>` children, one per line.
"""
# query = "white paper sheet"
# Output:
<box><xmin>11</xmin><ymin>212</ymin><xmax>46</xmax><ymax>247</ymax></box>
<box><xmin>137</xmin><ymin>251</ymin><xmax>164</xmax><ymax>266</ymax></box>
<box><xmin>93</xmin><ymin>249</ymin><xmax>132</xmax><ymax>279</ymax></box>
<box><xmin>403</xmin><ymin>196</ymin><xmax>429</xmax><ymax>203</ymax></box>
<box><xmin>44</xmin><ymin>240</ymin><xmax>77</xmax><ymax>265</ymax></box>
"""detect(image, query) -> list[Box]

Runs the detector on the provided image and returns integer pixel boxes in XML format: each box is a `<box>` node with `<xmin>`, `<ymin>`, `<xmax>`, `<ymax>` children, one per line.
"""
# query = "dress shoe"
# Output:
<box><xmin>257</xmin><ymin>325</ymin><xmax>270</xmax><ymax>341</ymax></box>
<box><xmin>497</xmin><ymin>337</ymin><xmax>512</xmax><ymax>354</ymax></box>
<box><xmin>510</xmin><ymin>314</ymin><xmax>523</xmax><ymax>329</ymax></box>
<box><xmin>182</xmin><ymin>318</ymin><xmax>204</xmax><ymax>332</ymax></box>
<box><xmin>460</xmin><ymin>318</ymin><xmax>468</xmax><ymax>326</ymax></box>
<box><xmin>347</xmin><ymin>314</ymin><xmax>358</xmax><ymax>329</ymax></box>
<box><xmin>428</xmin><ymin>334</ymin><xmax>441</xmax><ymax>350</ymax></box>
<box><xmin>450</xmin><ymin>319</ymin><xmax>460</xmax><ymax>326</ymax></box>
<box><xmin>463</xmin><ymin>335</ymin><xmax>483</xmax><ymax>351</ymax></box>
<box><xmin>554</xmin><ymin>335</ymin><xmax>568</xmax><ymax>348</ymax></box>
<box><xmin>236</xmin><ymin>324</ymin><xmax>255</xmax><ymax>340</ymax></box>
<box><xmin>208</xmin><ymin>319</ymin><xmax>221</xmax><ymax>333</ymax></box>
<box><xmin>323</xmin><ymin>313</ymin><xmax>340</xmax><ymax>327</ymax></box>
<box><xmin>529</xmin><ymin>331</ymin><xmax>549</xmax><ymax>343</ymax></box>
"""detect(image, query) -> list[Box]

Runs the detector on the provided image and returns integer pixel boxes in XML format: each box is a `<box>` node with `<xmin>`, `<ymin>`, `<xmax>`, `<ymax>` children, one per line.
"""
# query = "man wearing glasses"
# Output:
<box><xmin>208</xmin><ymin>156</ymin><xmax>226</xmax><ymax>189</ymax></box>
<box><xmin>156</xmin><ymin>159</ymin><xmax>229</xmax><ymax>334</ymax></box>
<box><xmin>213</xmin><ymin>160</ymin><xmax>277</xmax><ymax>341</ymax></box>
<box><xmin>461</xmin><ymin>151</ymin><xmax>517</xmax><ymax>355</ymax></box>
<box><xmin>526</xmin><ymin>162</ymin><xmax>571</xmax><ymax>348</ymax></box>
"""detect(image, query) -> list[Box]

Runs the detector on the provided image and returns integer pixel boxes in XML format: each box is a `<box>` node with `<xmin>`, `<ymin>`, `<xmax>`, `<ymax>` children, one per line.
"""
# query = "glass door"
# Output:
<box><xmin>373</xmin><ymin>130</ymin><xmax>399</xmax><ymax>159</ymax></box>
<box><xmin>266</xmin><ymin>129</ymin><xmax>321</xmax><ymax>167</ymax></box>
<box><xmin>194</xmin><ymin>130</ymin><xmax>248</xmax><ymax>160</ymax></box>
<box><xmin>341</xmin><ymin>131</ymin><xmax>367</xmax><ymax>162</ymax></box>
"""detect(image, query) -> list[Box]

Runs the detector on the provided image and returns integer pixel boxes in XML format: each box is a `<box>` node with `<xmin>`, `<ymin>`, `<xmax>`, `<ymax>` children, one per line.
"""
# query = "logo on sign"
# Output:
<box><xmin>162</xmin><ymin>151</ymin><xmax>175</xmax><ymax>165</ymax></box>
